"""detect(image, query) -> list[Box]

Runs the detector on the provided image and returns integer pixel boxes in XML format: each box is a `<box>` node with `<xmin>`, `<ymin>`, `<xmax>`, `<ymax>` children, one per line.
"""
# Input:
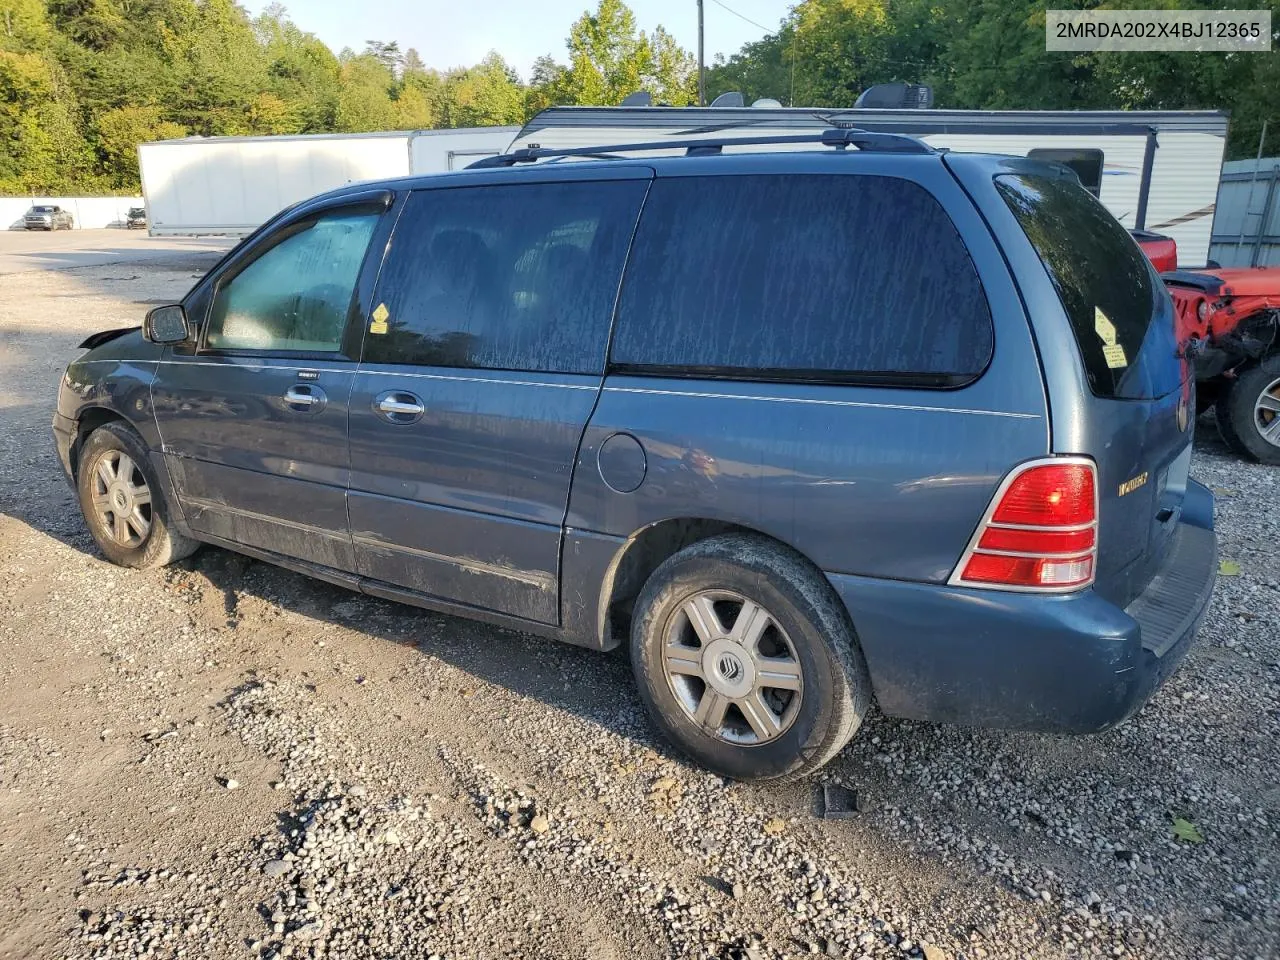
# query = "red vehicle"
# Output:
<box><xmin>1128</xmin><ymin>228</ymin><xmax>1280</xmax><ymax>464</ymax></box>
<box><xmin>1163</xmin><ymin>267</ymin><xmax>1280</xmax><ymax>464</ymax></box>
<box><xmin>1131</xmin><ymin>229</ymin><xmax>1178</xmax><ymax>273</ymax></box>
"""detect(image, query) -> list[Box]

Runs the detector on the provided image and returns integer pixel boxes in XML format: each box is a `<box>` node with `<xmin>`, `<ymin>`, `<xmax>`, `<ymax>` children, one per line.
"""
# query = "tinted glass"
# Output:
<box><xmin>365</xmin><ymin>180</ymin><xmax>648</xmax><ymax>374</ymax></box>
<box><xmin>997</xmin><ymin>173</ymin><xmax>1179</xmax><ymax>401</ymax></box>
<box><xmin>611</xmin><ymin>175</ymin><xmax>992</xmax><ymax>384</ymax></box>
<box><xmin>1027</xmin><ymin>149</ymin><xmax>1104</xmax><ymax>196</ymax></box>
<box><xmin>205</xmin><ymin>209</ymin><xmax>379</xmax><ymax>352</ymax></box>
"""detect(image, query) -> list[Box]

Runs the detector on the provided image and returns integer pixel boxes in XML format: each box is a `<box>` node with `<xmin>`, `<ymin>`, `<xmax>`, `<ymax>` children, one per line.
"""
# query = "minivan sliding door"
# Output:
<box><xmin>346</xmin><ymin>171</ymin><xmax>651</xmax><ymax>624</ymax></box>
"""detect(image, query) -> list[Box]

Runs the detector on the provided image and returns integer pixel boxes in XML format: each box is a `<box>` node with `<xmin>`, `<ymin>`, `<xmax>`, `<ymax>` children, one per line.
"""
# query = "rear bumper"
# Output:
<box><xmin>830</xmin><ymin>480</ymin><xmax>1216</xmax><ymax>734</ymax></box>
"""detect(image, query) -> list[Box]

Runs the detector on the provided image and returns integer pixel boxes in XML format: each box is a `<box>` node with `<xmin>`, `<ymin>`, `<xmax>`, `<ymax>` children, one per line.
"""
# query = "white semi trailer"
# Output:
<box><xmin>137</xmin><ymin>127</ymin><xmax>518</xmax><ymax>236</ymax></box>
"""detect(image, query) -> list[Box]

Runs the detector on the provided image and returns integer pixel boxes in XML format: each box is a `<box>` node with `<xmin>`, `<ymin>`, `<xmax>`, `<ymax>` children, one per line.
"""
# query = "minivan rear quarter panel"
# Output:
<box><xmin>565</xmin><ymin>154</ymin><xmax>1051</xmax><ymax>651</ymax></box>
<box><xmin>948</xmin><ymin>155</ymin><xmax>1198</xmax><ymax>607</ymax></box>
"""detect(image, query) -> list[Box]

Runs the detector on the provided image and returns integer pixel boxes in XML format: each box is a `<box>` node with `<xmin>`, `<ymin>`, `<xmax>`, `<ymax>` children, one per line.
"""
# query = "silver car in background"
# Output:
<box><xmin>24</xmin><ymin>205</ymin><xmax>74</xmax><ymax>230</ymax></box>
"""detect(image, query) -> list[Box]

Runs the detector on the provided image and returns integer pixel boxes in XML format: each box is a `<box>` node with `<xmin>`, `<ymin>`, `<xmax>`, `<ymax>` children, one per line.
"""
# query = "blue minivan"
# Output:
<box><xmin>53</xmin><ymin>130</ymin><xmax>1217</xmax><ymax>780</ymax></box>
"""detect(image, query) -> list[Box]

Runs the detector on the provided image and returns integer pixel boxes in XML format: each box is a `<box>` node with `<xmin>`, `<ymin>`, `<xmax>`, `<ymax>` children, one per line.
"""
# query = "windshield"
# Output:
<box><xmin>129</xmin><ymin>208</ymin><xmax>145</xmax><ymax>216</ymax></box>
<box><xmin>996</xmin><ymin>172</ymin><xmax>1181</xmax><ymax>401</ymax></box>
<box><xmin>30</xmin><ymin>206</ymin><xmax>54</xmax><ymax>213</ymax></box>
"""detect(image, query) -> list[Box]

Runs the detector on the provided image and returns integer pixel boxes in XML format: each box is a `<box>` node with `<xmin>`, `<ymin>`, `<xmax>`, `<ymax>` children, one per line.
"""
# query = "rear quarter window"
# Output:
<box><xmin>996</xmin><ymin>173</ymin><xmax>1180</xmax><ymax>401</ymax></box>
<box><xmin>611</xmin><ymin>174</ymin><xmax>993</xmax><ymax>386</ymax></box>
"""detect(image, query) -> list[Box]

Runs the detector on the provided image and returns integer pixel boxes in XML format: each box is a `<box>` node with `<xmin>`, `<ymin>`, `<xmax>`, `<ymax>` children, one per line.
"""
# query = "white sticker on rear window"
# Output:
<box><xmin>1094</xmin><ymin>307</ymin><xmax>1128</xmax><ymax>368</ymax></box>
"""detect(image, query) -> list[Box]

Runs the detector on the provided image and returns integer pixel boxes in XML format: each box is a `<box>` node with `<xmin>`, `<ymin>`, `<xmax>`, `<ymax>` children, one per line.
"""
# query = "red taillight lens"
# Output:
<box><xmin>977</xmin><ymin>526</ymin><xmax>1095</xmax><ymax>554</ymax></box>
<box><xmin>991</xmin><ymin>464</ymin><xmax>1095</xmax><ymax>527</ymax></box>
<box><xmin>960</xmin><ymin>553</ymin><xmax>1095</xmax><ymax>588</ymax></box>
<box><xmin>954</xmin><ymin>459</ymin><xmax>1098</xmax><ymax>591</ymax></box>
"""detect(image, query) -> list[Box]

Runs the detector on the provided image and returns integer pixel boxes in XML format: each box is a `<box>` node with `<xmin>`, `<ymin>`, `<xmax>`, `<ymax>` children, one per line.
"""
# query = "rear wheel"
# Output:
<box><xmin>76</xmin><ymin>422</ymin><xmax>198</xmax><ymax>568</ymax></box>
<box><xmin>630</xmin><ymin>534</ymin><xmax>871</xmax><ymax>781</ymax></box>
<box><xmin>1215</xmin><ymin>361</ymin><xmax>1280</xmax><ymax>465</ymax></box>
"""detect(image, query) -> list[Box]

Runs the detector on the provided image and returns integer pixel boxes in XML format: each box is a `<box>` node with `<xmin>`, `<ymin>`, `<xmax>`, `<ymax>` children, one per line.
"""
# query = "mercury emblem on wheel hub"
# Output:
<box><xmin>716</xmin><ymin>652</ymin><xmax>743</xmax><ymax>682</ymax></box>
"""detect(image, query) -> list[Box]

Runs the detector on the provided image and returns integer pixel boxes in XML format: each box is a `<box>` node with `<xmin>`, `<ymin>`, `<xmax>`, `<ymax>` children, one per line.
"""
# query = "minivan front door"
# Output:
<box><xmin>346</xmin><ymin>173</ymin><xmax>650</xmax><ymax>623</ymax></box>
<box><xmin>153</xmin><ymin>201</ymin><xmax>388</xmax><ymax>572</ymax></box>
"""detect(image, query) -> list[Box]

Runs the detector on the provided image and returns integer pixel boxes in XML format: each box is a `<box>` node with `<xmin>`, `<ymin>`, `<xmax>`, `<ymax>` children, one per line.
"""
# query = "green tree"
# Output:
<box><xmin>334</xmin><ymin>51</ymin><xmax>397</xmax><ymax>131</ymax></box>
<box><xmin>707</xmin><ymin>30</ymin><xmax>791</xmax><ymax>105</ymax></box>
<box><xmin>0</xmin><ymin>0</ymin><xmax>55</xmax><ymax>51</ymax></box>
<box><xmin>440</xmin><ymin>52</ymin><xmax>524</xmax><ymax>127</ymax></box>
<box><xmin>364</xmin><ymin>39</ymin><xmax>402</xmax><ymax>74</ymax></box>
<box><xmin>95</xmin><ymin>104</ymin><xmax>184</xmax><ymax>186</ymax></box>
<box><xmin>544</xmin><ymin>0</ymin><xmax>696</xmax><ymax>106</ymax></box>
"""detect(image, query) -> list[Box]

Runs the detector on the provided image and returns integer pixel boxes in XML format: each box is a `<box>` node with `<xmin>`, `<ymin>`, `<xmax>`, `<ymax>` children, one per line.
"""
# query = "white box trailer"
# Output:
<box><xmin>509</xmin><ymin>107</ymin><xmax>1229</xmax><ymax>268</ymax></box>
<box><xmin>138</xmin><ymin>127</ymin><xmax>517</xmax><ymax>236</ymax></box>
<box><xmin>409</xmin><ymin>126</ymin><xmax>521</xmax><ymax>174</ymax></box>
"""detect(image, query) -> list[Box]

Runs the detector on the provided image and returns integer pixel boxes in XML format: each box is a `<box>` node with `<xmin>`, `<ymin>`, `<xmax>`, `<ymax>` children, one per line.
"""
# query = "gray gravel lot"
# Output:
<box><xmin>0</xmin><ymin>251</ymin><xmax>1276</xmax><ymax>960</ymax></box>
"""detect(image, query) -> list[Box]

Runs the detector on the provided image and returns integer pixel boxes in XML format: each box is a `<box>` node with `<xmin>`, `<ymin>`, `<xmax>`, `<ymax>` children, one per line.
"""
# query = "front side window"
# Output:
<box><xmin>364</xmin><ymin>179</ymin><xmax>648</xmax><ymax>373</ymax></box>
<box><xmin>204</xmin><ymin>208</ymin><xmax>380</xmax><ymax>352</ymax></box>
<box><xmin>611</xmin><ymin>174</ymin><xmax>993</xmax><ymax>385</ymax></box>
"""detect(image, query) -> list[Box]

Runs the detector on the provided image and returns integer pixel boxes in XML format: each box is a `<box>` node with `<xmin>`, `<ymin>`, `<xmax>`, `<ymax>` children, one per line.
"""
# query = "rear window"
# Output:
<box><xmin>996</xmin><ymin>173</ymin><xmax>1180</xmax><ymax>401</ymax></box>
<box><xmin>611</xmin><ymin>174</ymin><xmax>993</xmax><ymax>386</ymax></box>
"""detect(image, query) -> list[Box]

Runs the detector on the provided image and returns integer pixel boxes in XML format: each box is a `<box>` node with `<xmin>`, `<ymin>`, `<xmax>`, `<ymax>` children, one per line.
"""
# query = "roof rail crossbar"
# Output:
<box><xmin>467</xmin><ymin>128</ymin><xmax>933</xmax><ymax>168</ymax></box>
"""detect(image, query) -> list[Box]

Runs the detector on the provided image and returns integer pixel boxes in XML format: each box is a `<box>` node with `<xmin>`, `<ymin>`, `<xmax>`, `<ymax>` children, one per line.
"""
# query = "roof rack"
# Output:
<box><xmin>467</xmin><ymin>128</ymin><xmax>933</xmax><ymax>169</ymax></box>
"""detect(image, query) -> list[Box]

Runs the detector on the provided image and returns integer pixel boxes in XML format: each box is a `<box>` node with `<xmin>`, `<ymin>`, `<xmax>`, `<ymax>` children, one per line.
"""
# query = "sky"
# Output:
<box><xmin>248</xmin><ymin>0</ymin><xmax>792</xmax><ymax>78</ymax></box>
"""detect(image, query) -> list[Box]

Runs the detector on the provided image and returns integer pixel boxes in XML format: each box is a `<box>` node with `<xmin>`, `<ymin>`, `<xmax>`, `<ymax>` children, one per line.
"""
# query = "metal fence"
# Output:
<box><xmin>1209</xmin><ymin>158</ymin><xmax>1280</xmax><ymax>268</ymax></box>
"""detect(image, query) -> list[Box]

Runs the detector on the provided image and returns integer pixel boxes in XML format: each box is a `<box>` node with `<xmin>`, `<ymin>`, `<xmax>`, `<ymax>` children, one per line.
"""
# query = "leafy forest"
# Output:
<box><xmin>1</xmin><ymin>0</ymin><xmax>1278</xmax><ymax>195</ymax></box>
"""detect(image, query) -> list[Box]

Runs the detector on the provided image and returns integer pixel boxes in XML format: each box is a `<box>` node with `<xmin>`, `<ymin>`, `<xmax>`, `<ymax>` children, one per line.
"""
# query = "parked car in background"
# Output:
<box><xmin>52</xmin><ymin>133</ymin><xmax>1217</xmax><ymax>781</ymax></box>
<box><xmin>126</xmin><ymin>207</ymin><xmax>147</xmax><ymax>229</ymax></box>
<box><xmin>1164</xmin><ymin>267</ymin><xmax>1280</xmax><ymax>463</ymax></box>
<box><xmin>24</xmin><ymin>205</ymin><xmax>74</xmax><ymax>230</ymax></box>
<box><xmin>1131</xmin><ymin>228</ymin><xmax>1178</xmax><ymax>272</ymax></box>
<box><xmin>1127</xmin><ymin>226</ymin><xmax>1280</xmax><ymax>465</ymax></box>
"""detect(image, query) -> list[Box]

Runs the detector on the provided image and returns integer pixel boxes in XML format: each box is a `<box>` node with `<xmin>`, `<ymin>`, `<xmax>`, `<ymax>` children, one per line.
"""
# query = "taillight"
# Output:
<box><xmin>951</xmin><ymin>458</ymin><xmax>1098</xmax><ymax>592</ymax></box>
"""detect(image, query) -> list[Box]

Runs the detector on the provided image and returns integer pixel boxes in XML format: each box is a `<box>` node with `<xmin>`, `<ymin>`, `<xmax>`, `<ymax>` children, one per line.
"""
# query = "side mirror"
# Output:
<box><xmin>143</xmin><ymin>304</ymin><xmax>190</xmax><ymax>344</ymax></box>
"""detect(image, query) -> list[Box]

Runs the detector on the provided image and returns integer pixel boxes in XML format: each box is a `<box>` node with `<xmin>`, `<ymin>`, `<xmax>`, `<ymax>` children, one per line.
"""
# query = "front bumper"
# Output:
<box><xmin>829</xmin><ymin>479</ymin><xmax>1217</xmax><ymax>734</ymax></box>
<box><xmin>53</xmin><ymin>411</ymin><xmax>76</xmax><ymax>486</ymax></box>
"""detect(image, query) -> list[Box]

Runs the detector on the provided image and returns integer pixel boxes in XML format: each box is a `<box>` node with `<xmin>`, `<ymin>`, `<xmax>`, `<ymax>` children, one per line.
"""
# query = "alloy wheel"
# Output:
<box><xmin>90</xmin><ymin>450</ymin><xmax>153</xmax><ymax>547</ymax></box>
<box><xmin>1253</xmin><ymin>375</ymin><xmax>1280</xmax><ymax>448</ymax></box>
<box><xmin>662</xmin><ymin>589</ymin><xmax>803</xmax><ymax>745</ymax></box>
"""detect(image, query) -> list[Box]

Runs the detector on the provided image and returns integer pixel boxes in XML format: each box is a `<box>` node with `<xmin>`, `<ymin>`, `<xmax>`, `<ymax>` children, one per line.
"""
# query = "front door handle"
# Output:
<box><xmin>374</xmin><ymin>390</ymin><xmax>425</xmax><ymax>423</ymax></box>
<box><xmin>284</xmin><ymin>384</ymin><xmax>327</xmax><ymax>413</ymax></box>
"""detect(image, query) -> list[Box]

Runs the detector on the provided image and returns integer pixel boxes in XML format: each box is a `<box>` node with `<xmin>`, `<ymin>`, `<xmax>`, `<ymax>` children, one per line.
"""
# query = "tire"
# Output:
<box><xmin>1215</xmin><ymin>360</ymin><xmax>1280</xmax><ymax>465</ymax></box>
<box><xmin>76</xmin><ymin>422</ymin><xmax>199</xmax><ymax>569</ymax></box>
<box><xmin>630</xmin><ymin>533</ymin><xmax>872</xmax><ymax>782</ymax></box>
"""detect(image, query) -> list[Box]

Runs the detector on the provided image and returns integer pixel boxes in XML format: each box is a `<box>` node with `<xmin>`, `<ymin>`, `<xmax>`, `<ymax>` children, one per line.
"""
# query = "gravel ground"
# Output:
<box><xmin>0</xmin><ymin>254</ymin><xmax>1277</xmax><ymax>960</ymax></box>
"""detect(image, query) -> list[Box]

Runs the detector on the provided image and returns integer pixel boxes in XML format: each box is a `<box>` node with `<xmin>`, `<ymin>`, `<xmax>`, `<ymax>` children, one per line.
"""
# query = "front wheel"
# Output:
<box><xmin>1215</xmin><ymin>361</ymin><xmax>1280</xmax><ymax>465</ymax></box>
<box><xmin>631</xmin><ymin>534</ymin><xmax>871</xmax><ymax>782</ymax></box>
<box><xmin>76</xmin><ymin>422</ymin><xmax>199</xmax><ymax>568</ymax></box>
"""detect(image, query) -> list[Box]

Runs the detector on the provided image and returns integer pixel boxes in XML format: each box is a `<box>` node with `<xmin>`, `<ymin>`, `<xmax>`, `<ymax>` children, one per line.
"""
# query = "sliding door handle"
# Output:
<box><xmin>284</xmin><ymin>384</ymin><xmax>327</xmax><ymax>413</ymax></box>
<box><xmin>374</xmin><ymin>390</ymin><xmax>425</xmax><ymax>423</ymax></box>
